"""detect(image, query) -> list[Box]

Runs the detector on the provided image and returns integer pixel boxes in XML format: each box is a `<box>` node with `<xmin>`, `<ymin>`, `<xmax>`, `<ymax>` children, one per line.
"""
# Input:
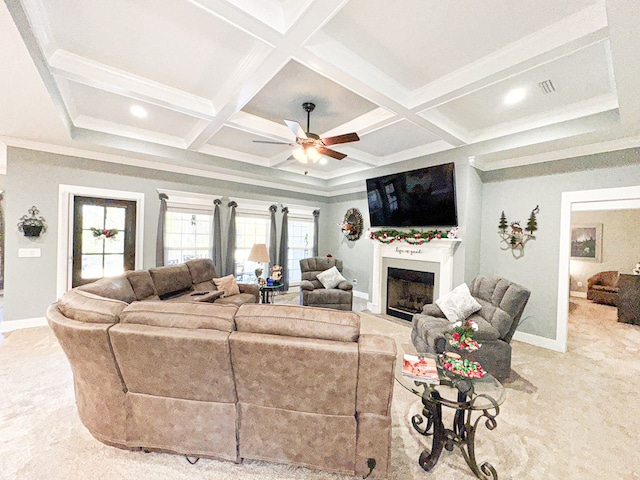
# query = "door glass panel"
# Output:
<box><xmin>82</xmin><ymin>231</ymin><xmax>104</xmax><ymax>254</ymax></box>
<box><xmin>82</xmin><ymin>255</ymin><xmax>103</xmax><ymax>279</ymax></box>
<box><xmin>104</xmin><ymin>254</ymin><xmax>125</xmax><ymax>277</ymax></box>
<box><xmin>82</xmin><ymin>205</ymin><xmax>104</xmax><ymax>229</ymax></box>
<box><xmin>106</xmin><ymin>207</ymin><xmax>126</xmax><ymax>230</ymax></box>
<box><xmin>104</xmin><ymin>234</ymin><xmax>125</xmax><ymax>254</ymax></box>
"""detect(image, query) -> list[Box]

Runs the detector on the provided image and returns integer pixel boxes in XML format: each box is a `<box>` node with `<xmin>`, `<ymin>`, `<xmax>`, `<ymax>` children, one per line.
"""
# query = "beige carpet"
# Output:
<box><xmin>1</xmin><ymin>297</ymin><xmax>639</xmax><ymax>480</ymax></box>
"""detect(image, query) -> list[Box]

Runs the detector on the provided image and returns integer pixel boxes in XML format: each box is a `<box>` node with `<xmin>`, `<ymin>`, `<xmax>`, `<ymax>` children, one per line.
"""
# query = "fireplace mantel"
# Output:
<box><xmin>369</xmin><ymin>239</ymin><xmax>461</xmax><ymax>314</ymax></box>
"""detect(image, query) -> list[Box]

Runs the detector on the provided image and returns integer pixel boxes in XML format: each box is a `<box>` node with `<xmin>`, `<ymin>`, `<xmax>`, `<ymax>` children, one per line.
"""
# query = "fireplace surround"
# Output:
<box><xmin>369</xmin><ymin>239</ymin><xmax>461</xmax><ymax>316</ymax></box>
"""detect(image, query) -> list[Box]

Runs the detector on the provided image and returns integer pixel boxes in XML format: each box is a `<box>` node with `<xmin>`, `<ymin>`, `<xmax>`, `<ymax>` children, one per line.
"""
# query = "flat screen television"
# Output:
<box><xmin>366</xmin><ymin>162</ymin><xmax>458</xmax><ymax>228</ymax></box>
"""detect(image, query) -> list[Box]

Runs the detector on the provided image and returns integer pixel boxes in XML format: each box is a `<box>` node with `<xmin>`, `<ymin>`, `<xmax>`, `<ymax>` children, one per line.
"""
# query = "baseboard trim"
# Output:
<box><xmin>353</xmin><ymin>290</ymin><xmax>369</xmax><ymax>300</ymax></box>
<box><xmin>512</xmin><ymin>330</ymin><xmax>565</xmax><ymax>352</ymax></box>
<box><xmin>570</xmin><ymin>291</ymin><xmax>587</xmax><ymax>298</ymax></box>
<box><xmin>0</xmin><ymin>317</ymin><xmax>48</xmax><ymax>333</ymax></box>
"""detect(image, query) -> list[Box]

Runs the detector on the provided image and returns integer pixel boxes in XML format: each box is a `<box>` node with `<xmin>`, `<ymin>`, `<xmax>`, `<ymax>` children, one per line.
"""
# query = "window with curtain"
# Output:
<box><xmin>287</xmin><ymin>215</ymin><xmax>315</xmax><ymax>284</ymax></box>
<box><xmin>164</xmin><ymin>210</ymin><xmax>212</xmax><ymax>265</ymax></box>
<box><xmin>234</xmin><ymin>212</ymin><xmax>269</xmax><ymax>280</ymax></box>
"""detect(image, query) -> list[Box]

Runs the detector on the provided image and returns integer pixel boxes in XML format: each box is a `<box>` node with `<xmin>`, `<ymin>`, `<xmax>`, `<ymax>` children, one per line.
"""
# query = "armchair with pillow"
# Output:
<box><xmin>299</xmin><ymin>257</ymin><xmax>353</xmax><ymax>311</ymax></box>
<box><xmin>411</xmin><ymin>276</ymin><xmax>531</xmax><ymax>381</ymax></box>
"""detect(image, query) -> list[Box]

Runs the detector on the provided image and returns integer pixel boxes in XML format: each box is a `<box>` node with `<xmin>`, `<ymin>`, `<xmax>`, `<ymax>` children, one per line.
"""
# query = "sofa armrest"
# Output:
<box><xmin>239</xmin><ymin>283</ymin><xmax>259</xmax><ymax>301</ymax></box>
<box><xmin>421</xmin><ymin>303</ymin><xmax>445</xmax><ymax>317</ymax></box>
<box><xmin>337</xmin><ymin>281</ymin><xmax>353</xmax><ymax>291</ymax></box>
<box><xmin>356</xmin><ymin>334</ymin><xmax>396</xmax><ymax>416</ymax></box>
<box><xmin>300</xmin><ymin>280</ymin><xmax>316</xmax><ymax>291</ymax></box>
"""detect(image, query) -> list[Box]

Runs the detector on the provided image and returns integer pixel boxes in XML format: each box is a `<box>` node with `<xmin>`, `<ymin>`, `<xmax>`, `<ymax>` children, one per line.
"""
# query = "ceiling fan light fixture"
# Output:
<box><xmin>292</xmin><ymin>147</ymin><xmax>308</xmax><ymax>163</ymax></box>
<box><xmin>307</xmin><ymin>147</ymin><xmax>321</xmax><ymax>163</ymax></box>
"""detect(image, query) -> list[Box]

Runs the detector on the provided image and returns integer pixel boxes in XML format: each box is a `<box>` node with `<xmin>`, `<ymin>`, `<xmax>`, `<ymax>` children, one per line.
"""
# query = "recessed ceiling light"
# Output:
<box><xmin>503</xmin><ymin>87</ymin><xmax>527</xmax><ymax>106</ymax></box>
<box><xmin>130</xmin><ymin>105</ymin><xmax>148</xmax><ymax>118</ymax></box>
<box><xmin>319</xmin><ymin>158</ymin><xmax>328</xmax><ymax>165</ymax></box>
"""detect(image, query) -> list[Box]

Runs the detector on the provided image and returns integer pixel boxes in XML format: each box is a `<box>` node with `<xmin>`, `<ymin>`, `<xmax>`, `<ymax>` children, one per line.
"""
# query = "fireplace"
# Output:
<box><xmin>386</xmin><ymin>267</ymin><xmax>435</xmax><ymax>321</ymax></box>
<box><xmin>369</xmin><ymin>238</ymin><xmax>460</xmax><ymax>315</ymax></box>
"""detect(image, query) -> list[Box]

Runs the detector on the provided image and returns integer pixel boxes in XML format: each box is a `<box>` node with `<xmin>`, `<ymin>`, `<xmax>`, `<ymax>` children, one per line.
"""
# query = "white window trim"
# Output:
<box><xmin>57</xmin><ymin>185</ymin><xmax>145</xmax><ymax>298</ymax></box>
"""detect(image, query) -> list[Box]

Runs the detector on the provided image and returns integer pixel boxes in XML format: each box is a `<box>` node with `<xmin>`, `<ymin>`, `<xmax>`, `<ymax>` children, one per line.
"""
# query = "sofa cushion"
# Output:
<box><xmin>186</xmin><ymin>258</ymin><xmax>217</xmax><ymax>285</ymax></box>
<box><xmin>317</xmin><ymin>266</ymin><xmax>347</xmax><ymax>289</ymax></box>
<box><xmin>126</xmin><ymin>270</ymin><xmax>158</xmax><ymax>300</ymax></box>
<box><xmin>120</xmin><ymin>301</ymin><xmax>237</xmax><ymax>332</ymax></box>
<box><xmin>77</xmin><ymin>275</ymin><xmax>136</xmax><ymax>304</ymax></box>
<box><xmin>435</xmin><ymin>283</ymin><xmax>482</xmax><ymax>323</ymax></box>
<box><xmin>58</xmin><ymin>289</ymin><xmax>128</xmax><ymax>324</ymax></box>
<box><xmin>215</xmin><ymin>293</ymin><xmax>258</xmax><ymax>306</ymax></box>
<box><xmin>149</xmin><ymin>264</ymin><xmax>193</xmax><ymax>299</ymax></box>
<box><xmin>235</xmin><ymin>304</ymin><xmax>360</xmax><ymax>342</ymax></box>
<box><xmin>213</xmin><ymin>275</ymin><xmax>240</xmax><ymax>297</ymax></box>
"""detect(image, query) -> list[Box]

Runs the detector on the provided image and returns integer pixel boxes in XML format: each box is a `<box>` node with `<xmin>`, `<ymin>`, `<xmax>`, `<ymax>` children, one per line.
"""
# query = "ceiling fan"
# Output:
<box><xmin>253</xmin><ymin>102</ymin><xmax>360</xmax><ymax>163</ymax></box>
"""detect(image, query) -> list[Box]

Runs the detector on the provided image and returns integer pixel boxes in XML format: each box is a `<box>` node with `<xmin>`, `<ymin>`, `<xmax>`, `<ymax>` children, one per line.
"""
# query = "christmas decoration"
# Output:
<box><xmin>369</xmin><ymin>228</ymin><xmax>457</xmax><ymax>245</ymax></box>
<box><xmin>498</xmin><ymin>205</ymin><xmax>539</xmax><ymax>256</ymax></box>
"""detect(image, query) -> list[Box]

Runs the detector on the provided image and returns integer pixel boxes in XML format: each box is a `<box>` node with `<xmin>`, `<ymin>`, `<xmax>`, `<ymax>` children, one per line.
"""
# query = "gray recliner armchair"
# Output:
<box><xmin>299</xmin><ymin>257</ymin><xmax>353</xmax><ymax>311</ymax></box>
<box><xmin>411</xmin><ymin>276</ymin><xmax>531</xmax><ymax>381</ymax></box>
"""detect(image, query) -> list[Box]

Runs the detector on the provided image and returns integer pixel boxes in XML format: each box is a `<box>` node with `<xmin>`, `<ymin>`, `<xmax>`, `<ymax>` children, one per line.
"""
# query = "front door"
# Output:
<box><xmin>72</xmin><ymin>196</ymin><xmax>137</xmax><ymax>287</ymax></box>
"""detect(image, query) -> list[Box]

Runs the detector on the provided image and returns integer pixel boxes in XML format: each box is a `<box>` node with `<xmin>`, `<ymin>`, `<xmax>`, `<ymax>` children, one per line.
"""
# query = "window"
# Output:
<box><xmin>287</xmin><ymin>216</ymin><xmax>315</xmax><ymax>284</ymax></box>
<box><xmin>235</xmin><ymin>213</ymin><xmax>269</xmax><ymax>280</ymax></box>
<box><xmin>164</xmin><ymin>210</ymin><xmax>212</xmax><ymax>265</ymax></box>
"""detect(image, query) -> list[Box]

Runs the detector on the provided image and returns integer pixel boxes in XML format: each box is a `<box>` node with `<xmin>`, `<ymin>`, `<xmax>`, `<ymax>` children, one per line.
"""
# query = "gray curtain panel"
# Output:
<box><xmin>269</xmin><ymin>204</ymin><xmax>278</xmax><ymax>274</ymax></box>
<box><xmin>212</xmin><ymin>198</ymin><xmax>223</xmax><ymax>275</ymax></box>
<box><xmin>279</xmin><ymin>206</ymin><xmax>289</xmax><ymax>290</ymax></box>
<box><xmin>224</xmin><ymin>201</ymin><xmax>237</xmax><ymax>276</ymax></box>
<box><xmin>313</xmin><ymin>209</ymin><xmax>320</xmax><ymax>257</ymax></box>
<box><xmin>155</xmin><ymin>193</ymin><xmax>168</xmax><ymax>267</ymax></box>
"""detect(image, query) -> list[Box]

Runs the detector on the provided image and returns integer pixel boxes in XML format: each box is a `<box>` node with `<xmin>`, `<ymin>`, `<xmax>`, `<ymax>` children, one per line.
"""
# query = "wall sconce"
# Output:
<box><xmin>18</xmin><ymin>206</ymin><xmax>47</xmax><ymax>237</ymax></box>
<box><xmin>498</xmin><ymin>205</ymin><xmax>539</xmax><ymax>257</ymax></box>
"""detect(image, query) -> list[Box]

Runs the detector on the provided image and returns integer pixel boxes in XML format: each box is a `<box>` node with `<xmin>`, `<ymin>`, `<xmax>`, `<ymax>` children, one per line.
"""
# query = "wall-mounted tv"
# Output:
<box><xmin>366</xmin><ymin>162</ymin><xmax>458</xmax><ymax>228</ymax></box>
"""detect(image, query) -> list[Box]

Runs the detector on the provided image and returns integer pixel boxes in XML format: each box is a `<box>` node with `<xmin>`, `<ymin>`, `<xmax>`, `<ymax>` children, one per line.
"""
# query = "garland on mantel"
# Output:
<box><xmin>369</xmin><ymin>227</ymin><xmax>458</xmax><ymax>245</ymax></box>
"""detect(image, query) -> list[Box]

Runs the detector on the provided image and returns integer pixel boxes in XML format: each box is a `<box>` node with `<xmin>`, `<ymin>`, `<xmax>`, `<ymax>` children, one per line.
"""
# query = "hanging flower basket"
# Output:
<box><xmin>18</xmin><ymin>206</ymin><xmax>47</xmax><ymax>238</ymax></box>
<box><xmin>23</xmin><ymin>225</ymin><xmax>44</xmax><ymax>237</ymax></box>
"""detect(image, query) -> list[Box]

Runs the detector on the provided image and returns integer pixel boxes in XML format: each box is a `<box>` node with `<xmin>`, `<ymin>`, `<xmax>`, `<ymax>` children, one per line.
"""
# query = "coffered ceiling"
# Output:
<box><xmin>2</xmin><ymin>0</ymin><xmax>640</xmax><ymax>195</ymax></box>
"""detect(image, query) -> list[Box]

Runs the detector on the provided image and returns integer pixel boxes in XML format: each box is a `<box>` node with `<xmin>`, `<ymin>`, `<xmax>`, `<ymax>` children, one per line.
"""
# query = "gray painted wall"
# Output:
<box><xmin>570</xmin><ymin>209</ymin><xmax>640</xmax><ymax>293</ymax></box>
<box><xmin>480</xmin><ymin>152</ymin><xmax>640</xmax><ymax>340</ymax></box>
<box><xmin>4</xmin><ymin>148</ymin><xmax>329</xmax><ymax>322</ymax></box>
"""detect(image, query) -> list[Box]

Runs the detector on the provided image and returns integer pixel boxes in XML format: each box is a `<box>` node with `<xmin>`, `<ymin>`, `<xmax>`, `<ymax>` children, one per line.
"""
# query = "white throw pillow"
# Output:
<box><xmin>316</xmin><ymin>266</ymin><xmax>347</xmax><ymax>289</ymax></box>
<box><xmin>435</xmin><ymin>283</ymin><xmax>482</xmax><ymax>323</ymax></box>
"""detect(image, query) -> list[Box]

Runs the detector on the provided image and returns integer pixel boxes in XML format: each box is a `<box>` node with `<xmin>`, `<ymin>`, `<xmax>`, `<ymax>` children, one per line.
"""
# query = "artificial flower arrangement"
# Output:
<box><xmin>369</xmin><ymin>227</ymin><xmax>458</xmax><ymax>245</ymax></box>
<box><xmin>448</xmin><ymin>318</ymin><xmax>481</xmax><ymax>352</ymax></box>
<box><xmin>90</xmin><ymin>227</ymin><xmax>119</xmax><ymax>239</ymax></box>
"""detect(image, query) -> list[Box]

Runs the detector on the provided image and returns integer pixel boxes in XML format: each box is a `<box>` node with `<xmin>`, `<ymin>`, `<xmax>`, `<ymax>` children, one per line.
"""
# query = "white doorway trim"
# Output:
<box><xmin>56</xmin><ymin>185</ymin><xmax>145</xmax><ymax>299</ymax></box>
<box><xmin>557</xmin><ymin>184</ymin><xmax>640</xmax><ymax>352</ymax></box>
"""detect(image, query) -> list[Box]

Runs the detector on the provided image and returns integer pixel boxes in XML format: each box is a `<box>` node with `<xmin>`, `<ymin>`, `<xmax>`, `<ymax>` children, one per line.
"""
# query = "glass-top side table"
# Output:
<box><xmin>396</xmin><ymin>350</ymin><xmax>505</xmax><ymax>480</ymax></box>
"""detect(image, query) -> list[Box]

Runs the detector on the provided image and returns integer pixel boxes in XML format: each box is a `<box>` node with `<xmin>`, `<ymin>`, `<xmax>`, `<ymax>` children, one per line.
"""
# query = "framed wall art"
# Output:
<box><xmin>570</xmin><ymin>224</ymin><xmax>602</xmax><ymax>262</ymax></box>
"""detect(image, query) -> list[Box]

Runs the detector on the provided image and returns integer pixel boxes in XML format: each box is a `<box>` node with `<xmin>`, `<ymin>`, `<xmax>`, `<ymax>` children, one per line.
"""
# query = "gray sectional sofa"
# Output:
<box><xmin>46</xmin><ymin>260</ymin><xmax>396</xmax><ymax>477</ymax></box>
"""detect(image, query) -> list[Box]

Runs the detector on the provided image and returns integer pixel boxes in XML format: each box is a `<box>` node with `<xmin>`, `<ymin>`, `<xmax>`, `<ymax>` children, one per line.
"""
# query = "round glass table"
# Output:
<box><xmin>396</xmin><ymin>351</ymin><xmax>506</xmax><ymax>480</ymax></box>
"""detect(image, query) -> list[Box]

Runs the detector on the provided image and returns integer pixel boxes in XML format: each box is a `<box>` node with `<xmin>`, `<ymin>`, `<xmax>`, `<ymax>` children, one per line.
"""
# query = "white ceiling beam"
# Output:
<box><xmin>48</xmin><ymin>50</ymin><xmax>216</xmax><ymax>120</ymax></box>
<box><xmin>605</xmin><ymin>0</ymin><xmax>640</xmax><ymax>125</ymax></box>
<box><xmin>186</xmin><ymin>0</ymin><xmax>350</xmax><ymax>151</ymax></box>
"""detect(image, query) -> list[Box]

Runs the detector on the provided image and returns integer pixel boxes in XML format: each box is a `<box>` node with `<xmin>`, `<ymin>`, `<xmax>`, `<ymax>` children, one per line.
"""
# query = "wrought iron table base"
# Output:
<box><xmin>411</xmin><ymin>390</ymin><xmax>500</xmax><ymax>480</ymax></box>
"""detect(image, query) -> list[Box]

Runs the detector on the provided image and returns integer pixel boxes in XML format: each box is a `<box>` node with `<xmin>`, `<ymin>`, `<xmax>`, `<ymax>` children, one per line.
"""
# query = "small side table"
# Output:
<box><xmin>259</xmin><ymin>284</ymin><xmax>283</xmax><ymax>304</ymax></box>
<box><xmin>396</xmin><ymin>352</ymin><xmax>505</xmax><ymax>479</ymax></box>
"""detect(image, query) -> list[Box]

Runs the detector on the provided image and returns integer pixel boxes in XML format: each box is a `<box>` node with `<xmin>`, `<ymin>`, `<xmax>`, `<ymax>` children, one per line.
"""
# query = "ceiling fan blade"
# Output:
<box><xmin>321</xmin><ymin>132</ymin><xmax>359</xmax><ymax>146</ymax></box>
<box><xmin>318</xmin><ymin>146</ymin><xmax>347</xmax><ymax>160</ymax></box>
<box><xmin>252</xmin><ymin>140</ymin><xmax>295</xmax><ymax>145</ymax></box>
<box><xmin>284</xmin><ymin>120</ymin><xmax>307</xmax><ymax>139</ymax></box>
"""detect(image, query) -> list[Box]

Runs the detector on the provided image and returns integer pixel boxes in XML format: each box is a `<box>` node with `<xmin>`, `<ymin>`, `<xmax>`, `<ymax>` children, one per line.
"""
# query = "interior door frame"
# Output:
<box><xmin>557</xmin><ymin>184</ymin><xmax>640</xmax><ymax>353</ymax></box>
<box><xmin>57</xmin><ymin>185</ymin><xmax>144</xmax><ymax>298</ymax></box>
